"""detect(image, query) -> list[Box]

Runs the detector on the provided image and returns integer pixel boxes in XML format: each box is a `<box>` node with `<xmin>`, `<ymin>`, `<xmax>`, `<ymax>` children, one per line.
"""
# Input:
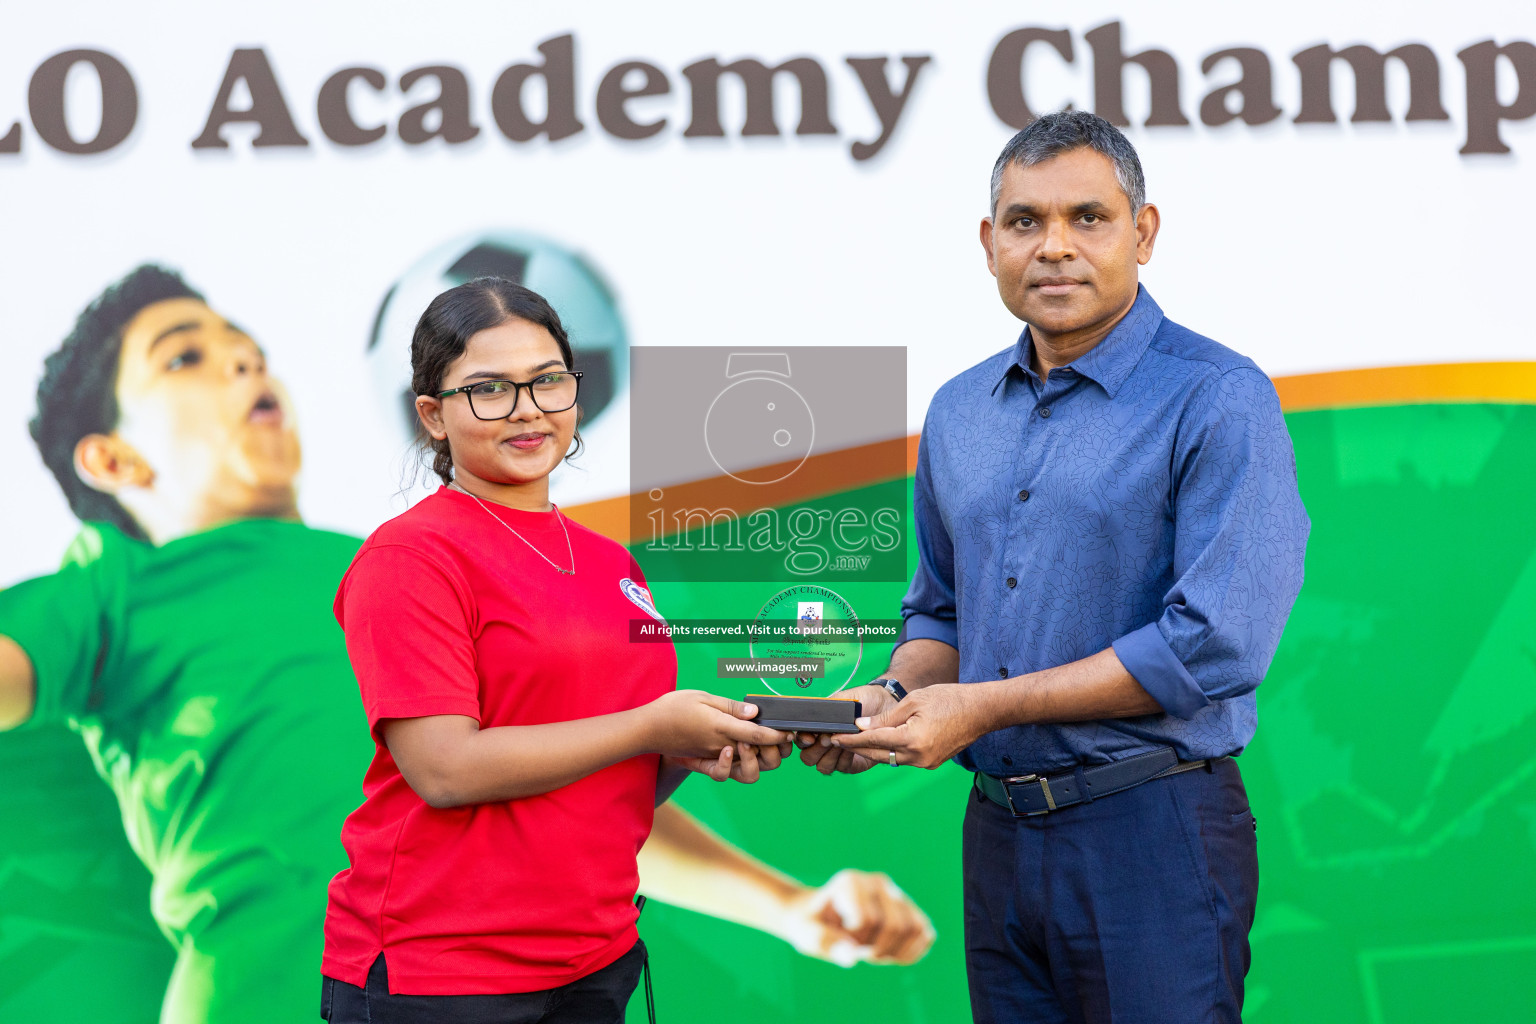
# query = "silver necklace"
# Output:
<box><xmin>450</xmin><ymin>482</ymin><xmax>576</xmax><ymax>575</ymax></box>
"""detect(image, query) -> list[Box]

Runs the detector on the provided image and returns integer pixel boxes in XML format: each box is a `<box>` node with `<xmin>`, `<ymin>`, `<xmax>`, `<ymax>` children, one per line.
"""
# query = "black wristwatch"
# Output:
<box><xmin>874</xmin><ymin>677</ymin><xmax>907</xmax><ymax>702</ymax></box>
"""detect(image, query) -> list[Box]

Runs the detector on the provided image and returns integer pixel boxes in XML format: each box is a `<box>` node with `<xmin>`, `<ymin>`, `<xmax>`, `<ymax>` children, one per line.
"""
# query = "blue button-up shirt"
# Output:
<box><xmin>902</xmin><ymin>286</ymin><xmax>1308</xmax><ymax>775</ymax></box>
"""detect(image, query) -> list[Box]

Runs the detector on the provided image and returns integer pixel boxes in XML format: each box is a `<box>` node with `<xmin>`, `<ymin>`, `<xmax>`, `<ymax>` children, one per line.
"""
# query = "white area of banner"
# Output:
<box><xmin>0</xmin><ymin>0</ymin><xmax>1531</xmax><ymax>582</ymax></box>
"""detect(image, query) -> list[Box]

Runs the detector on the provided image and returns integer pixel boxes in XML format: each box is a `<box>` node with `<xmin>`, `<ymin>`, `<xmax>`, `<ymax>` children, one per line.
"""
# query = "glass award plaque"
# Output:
<box><xmin>746</xmin><ymin>585</ymin><xmax>863</xmax><ymax>733</ymax></box>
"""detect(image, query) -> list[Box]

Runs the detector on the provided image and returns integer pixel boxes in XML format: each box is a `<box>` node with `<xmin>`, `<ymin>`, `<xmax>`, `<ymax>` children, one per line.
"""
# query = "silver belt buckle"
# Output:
<box><xmin>1003</xmin><ymin>773</ymin><xmax>1057</xmax><ymax>816</ymax></box>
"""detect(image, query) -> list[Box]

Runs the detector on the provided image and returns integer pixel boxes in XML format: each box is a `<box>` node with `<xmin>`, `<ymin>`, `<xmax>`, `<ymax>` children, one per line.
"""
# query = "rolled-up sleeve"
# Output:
<box><xmin>1112</xmin><ymin>368</ymin><xmax>1309</xmax><ymax>718</ymax></box>
<box><xmin>900</xmin><ymin>419</ymin><xmax>959</xmax><ymax>650</ymax></box>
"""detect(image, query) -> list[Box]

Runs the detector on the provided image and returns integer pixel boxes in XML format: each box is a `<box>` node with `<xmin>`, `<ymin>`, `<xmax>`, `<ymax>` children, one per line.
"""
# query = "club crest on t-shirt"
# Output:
<box><xmin>620</xmin><ymin>578</ymin><xmax>664</xmax><ymax>621</ymax></box>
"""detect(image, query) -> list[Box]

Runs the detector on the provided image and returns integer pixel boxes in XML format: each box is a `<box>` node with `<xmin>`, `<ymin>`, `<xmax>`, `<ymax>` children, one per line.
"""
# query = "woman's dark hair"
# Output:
<box><xmin>410</xmin><ymin>277</ymin><xmax>584</xmax><ymax>485</ymax></box>
<box><xmin>30</xmin><ymin>264</ymin><xmax>203</xmax><ymax>541</ymax></box>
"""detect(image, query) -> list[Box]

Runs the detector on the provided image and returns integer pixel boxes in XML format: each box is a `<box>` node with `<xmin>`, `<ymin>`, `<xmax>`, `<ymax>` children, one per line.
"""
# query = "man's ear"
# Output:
<box><xmin>979</xmin><ymin>217</ymin><xmax>998</xmax><ymax>277</ymax></box>
<box><xmin>1134</xmin><ymin>203</ymin><xmax>1161</xmax><ymax>266</ymax></box>
<box><xmin>414</xmin><ymin>395</ymin><xmax>447</xmax><ymax>441</ymax></box>
<box><xmin>74</xmin><ymin>433</ymin><xmax>154</xmax><ymax>493</ymax></box>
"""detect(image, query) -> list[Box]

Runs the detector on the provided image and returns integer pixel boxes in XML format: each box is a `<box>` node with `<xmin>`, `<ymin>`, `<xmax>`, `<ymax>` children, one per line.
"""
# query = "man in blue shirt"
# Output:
<box><xmin>805</xmin><ymin>111</ymin><xmax>1309</xmax><ymax>1021</ymax></box>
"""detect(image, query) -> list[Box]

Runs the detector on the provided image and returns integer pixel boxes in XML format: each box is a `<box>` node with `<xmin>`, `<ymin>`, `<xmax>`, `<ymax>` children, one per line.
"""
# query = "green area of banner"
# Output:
<box><xmin>1</xmin><ymin>402</ymin><xmax>1532</xmax><ymax>1022</ymax></box>
<box><xmin>626</xmin><ymin>402</ymin><xmax>1536</xmax><ymax>1022</ymax></box>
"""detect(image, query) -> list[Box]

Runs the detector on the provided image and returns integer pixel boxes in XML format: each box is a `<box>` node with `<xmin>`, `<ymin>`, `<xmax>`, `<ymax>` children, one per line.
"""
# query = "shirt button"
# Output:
<box><xmin>998</xmin><ymin>667</ymin><xmax>1008</xmax><ymax>679</ymax></box>
<box><xmin>1006</xmin><ymin>577</ymin><xmax>1017</xmax><ymax>588</ymax></box>
<box><xmin>1039</xmin><ymin>407</ymin><xmax>1052</xmax><ymax>418</ymax></box>
<box><xmin>1018</xmin><ymin>489</ymin><xmax>1030</xmax><ymax>501</ymax></box>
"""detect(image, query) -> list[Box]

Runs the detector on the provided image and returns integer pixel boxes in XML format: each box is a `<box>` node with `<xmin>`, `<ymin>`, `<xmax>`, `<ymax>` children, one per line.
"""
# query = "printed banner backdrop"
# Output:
<box><xmin>2</xmin><ymin>1</ymin><xmax>1534</xmax><ymax>1021</ymax></box>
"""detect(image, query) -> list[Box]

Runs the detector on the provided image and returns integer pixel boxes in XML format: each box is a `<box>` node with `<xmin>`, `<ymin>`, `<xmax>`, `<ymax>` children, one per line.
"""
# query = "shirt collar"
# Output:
<box><xmin>996</xmin><ymin>285</ymin><xmax>1164</xmax><ymax>400</ymax></box>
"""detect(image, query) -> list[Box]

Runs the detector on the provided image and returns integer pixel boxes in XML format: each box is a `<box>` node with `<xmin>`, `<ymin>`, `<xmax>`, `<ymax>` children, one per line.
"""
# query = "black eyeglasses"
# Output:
<box><xmin>437</xmin><ymin>371</ymin><xmax>583</xmax><ymax>420</ymax></box>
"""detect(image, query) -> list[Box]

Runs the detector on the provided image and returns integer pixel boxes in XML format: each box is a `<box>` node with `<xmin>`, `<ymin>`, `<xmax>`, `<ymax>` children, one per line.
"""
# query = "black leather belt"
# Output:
<box><xmin>974</xmin><ymin>747</ymin><xmax>1225</xmax><ymax>817</ymax></box>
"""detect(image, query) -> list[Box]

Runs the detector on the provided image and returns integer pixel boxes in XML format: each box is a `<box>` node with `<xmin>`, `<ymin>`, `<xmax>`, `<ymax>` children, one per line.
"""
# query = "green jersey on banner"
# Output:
<box><xmin>0</xmin><ymin>519</ymin><xmax>369</xmax><ymax>1023</ymax></box>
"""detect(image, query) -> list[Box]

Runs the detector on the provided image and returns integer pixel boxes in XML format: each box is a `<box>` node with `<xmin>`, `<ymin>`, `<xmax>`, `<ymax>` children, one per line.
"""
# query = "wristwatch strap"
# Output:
<box><xmin>875</xmin><ymin>677</ymin><xmax>907</xmax><ymax>702</ymax></box>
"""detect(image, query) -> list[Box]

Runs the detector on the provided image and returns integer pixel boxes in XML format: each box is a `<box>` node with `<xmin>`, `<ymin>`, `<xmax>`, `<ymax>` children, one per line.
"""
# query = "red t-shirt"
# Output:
<box><xmin>322</xmin><ymin>486</ymin><xmax>675</xmax><ymax>995</ymax></box>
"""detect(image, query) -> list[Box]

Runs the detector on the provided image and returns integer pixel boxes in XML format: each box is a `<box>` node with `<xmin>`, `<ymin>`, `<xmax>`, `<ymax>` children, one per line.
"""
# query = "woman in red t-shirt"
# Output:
<box><xmin>320</xmin><ymin>278</ymin><xmax>788</xmax><ymax>1023</ymax></box>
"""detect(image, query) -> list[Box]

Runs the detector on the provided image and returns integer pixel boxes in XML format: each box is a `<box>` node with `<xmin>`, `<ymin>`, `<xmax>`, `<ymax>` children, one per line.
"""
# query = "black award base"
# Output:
<box><xmin>748</xmin><ymin>694</ymin><xmax>862</xmax><ymax>734</ymax></box>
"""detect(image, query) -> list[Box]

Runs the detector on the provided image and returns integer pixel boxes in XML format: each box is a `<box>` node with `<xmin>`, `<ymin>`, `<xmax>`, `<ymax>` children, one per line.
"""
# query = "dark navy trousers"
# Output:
<box><xmin>963</xmin><ymin>757</ymin><xmax>1258</xmax><ymax>1024</ymax></box>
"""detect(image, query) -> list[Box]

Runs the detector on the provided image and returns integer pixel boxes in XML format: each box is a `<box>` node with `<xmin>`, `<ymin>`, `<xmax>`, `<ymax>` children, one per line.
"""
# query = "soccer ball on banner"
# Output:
<box><xmin>366</xmin><ymin>230</ymin><xmax>632</xmax><ymax>507</ymax></box>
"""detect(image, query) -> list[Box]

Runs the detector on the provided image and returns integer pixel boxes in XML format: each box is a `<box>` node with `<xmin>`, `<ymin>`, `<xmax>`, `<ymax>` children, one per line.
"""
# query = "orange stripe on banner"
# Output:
<box><xmin>564</xmin><ymin>362</ymin><xmax>1536</xmax><ymax>542</ymax></box>
<box><xmin>1273</xmin><ymin>361</ymin><xmax>1536</xmax><ymax>413</ymax></box>
<box><xmin>562</xmin><ymin>436</ymin><xmax>910</xmax><ymax>545</ymax></box>
<box><xmin>561</xmin><ymin>493</ymin><xmax>631</xmax><ymax>542</ymax></box>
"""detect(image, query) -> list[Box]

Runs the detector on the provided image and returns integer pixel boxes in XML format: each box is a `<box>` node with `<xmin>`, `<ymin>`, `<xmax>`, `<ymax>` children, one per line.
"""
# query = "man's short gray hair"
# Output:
<box><xmin>989</xmin><ymin>110</ymin><xmax>1147</xmax><ymax>218</ymax></box>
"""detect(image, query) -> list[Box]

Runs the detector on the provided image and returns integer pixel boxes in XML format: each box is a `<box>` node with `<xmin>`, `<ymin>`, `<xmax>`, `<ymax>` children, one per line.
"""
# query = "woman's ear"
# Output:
<box><xmin>415</xmin><ymin>395</ymin><xmax>447</xmax><ymax>441</ymax></box>
<box><xmin>74</xmin><ymin>433</ymin><xmax>154</xmax><ymax>493</ymax></box>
